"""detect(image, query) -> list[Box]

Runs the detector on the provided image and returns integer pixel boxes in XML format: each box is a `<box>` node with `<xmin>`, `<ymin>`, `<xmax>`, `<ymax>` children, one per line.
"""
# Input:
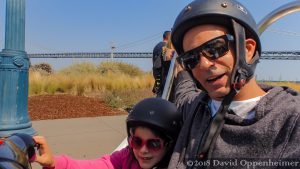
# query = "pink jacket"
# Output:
<box><xmin>45</xmin><ymin>146</ymin><xmax>141</xmax><ymax>169</ymax></box>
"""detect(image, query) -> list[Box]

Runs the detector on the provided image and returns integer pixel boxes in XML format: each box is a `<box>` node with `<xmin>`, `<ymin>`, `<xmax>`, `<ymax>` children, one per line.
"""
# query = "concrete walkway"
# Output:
<box><xmin>31</xmin><ymin>115</ymin><xmax>127</xmax><ymax>169</ymax></box>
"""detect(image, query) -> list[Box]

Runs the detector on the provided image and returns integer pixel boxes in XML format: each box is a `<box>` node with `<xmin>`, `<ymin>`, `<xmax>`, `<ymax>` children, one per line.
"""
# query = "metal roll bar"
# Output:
<box><xmin>161</xmin><ymin>53</ymin><xmax>177</xmax><ymax>100</ymax></box>
<box><xmin>258</xmin><ymin>1</ymin><xmax>300</xmax><ymax>35</ymax></box>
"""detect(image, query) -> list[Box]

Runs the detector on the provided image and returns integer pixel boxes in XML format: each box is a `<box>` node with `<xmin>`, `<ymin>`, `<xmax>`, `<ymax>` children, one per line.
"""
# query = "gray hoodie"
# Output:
<box><xmin>168</xmin><ymin>71</ymin><xmax>300</xmax><ymax>169</ymax></box>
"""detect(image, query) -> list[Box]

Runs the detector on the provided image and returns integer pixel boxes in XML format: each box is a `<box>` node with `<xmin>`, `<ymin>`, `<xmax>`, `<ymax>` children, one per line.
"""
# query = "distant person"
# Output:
<box><xmin>152</xmin><ymin>31</ymin><xmax>175</xmax><ymax>97</ymax></box>
<box><xmin>33</xmin><ymin>98</ymin><xmax>182</xmax><ymax>169</ymax></box>
<box><xmin>167</xmin><ymin>0</ymin><xmax>300</xmax><ymax>168</ymax></box>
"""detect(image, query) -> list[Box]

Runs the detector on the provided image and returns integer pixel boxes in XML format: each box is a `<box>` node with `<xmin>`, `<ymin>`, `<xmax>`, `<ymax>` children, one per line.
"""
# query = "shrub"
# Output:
<box><xmin>30</xmin><ymin>63</ymin><xmax>53</xmax><ymax>75</ymax></box>
<box><xmin>59</xmin><ymin>62</ymin><xmax>98</xmax><ymax>75</ymax></box>
<box><xmin>102</xmin><ymin>88</ymin><xmax>154</xmax><ymax>109</ymax></box>
<box><xmin>97</xmin><ymin>61</ymin><xmax>143</xmax><ymax>76</ymax></box>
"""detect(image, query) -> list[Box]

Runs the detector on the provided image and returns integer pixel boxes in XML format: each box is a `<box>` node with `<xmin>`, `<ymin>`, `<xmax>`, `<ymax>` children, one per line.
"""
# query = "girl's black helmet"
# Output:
<box><xmin>126</xmin><ymin>98</ymin><xmax>182</xmax><ymax>141</ymax></box>
<box><xmin>172</xmin><ymin>0</ymin><xmax>261</xmax><ymax>55</ymax></box>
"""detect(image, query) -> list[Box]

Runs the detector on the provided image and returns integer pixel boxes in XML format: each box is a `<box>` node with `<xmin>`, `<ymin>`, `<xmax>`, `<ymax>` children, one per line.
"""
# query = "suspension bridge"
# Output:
<box><xmin>28</xmin><ymin>51</ymin><xmax>300</xmax><ymax>60</ymax></box>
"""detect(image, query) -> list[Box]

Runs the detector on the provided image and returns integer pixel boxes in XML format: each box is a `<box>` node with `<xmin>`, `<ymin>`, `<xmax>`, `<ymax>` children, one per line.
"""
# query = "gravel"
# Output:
<box><xmin>28</xmin><ymin>94</ymin><xmax>126</xmax><ymax>121</ymax></box>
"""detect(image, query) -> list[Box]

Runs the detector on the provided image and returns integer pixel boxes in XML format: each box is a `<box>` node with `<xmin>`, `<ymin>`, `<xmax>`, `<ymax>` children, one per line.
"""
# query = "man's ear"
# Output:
<box><xmin>245</xmin><ymin>38</ymin><xmax>256</xmax><ymax>64</ymax></box>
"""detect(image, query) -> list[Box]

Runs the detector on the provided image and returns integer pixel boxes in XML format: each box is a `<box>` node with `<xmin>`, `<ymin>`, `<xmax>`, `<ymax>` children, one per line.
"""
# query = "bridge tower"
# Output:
<box><xmin>0</xmin><ymin>0</ymin><xmax>36</xmax><ymax>135</ymax></box>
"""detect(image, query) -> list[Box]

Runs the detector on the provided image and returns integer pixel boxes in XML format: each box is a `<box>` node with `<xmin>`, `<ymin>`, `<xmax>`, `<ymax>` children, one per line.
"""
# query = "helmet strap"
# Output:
<box><xmin>231</xmin><ymin>19</ymin><xmax>259</xmax><ymax>91</ymax></box>
<box><xmin>231</xmin><ymin>19</ymin><xmax>246</xmax><ymax>91</ymax></box>
<box><xmin>197</xmin><ymin>88</ymin><xmax>236</xmax><ymax>160</ymax></box>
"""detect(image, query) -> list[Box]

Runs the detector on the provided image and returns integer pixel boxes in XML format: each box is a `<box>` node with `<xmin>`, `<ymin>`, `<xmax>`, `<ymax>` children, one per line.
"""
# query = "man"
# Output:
<box><xmin>152</xmin><ymin>31</ymin><xmax>173</xmax><ymax>97</ymax></box>
<box><xmin>168</xmin><ymin>0</ymin><xmax>300</xmax><ymax>168</ymax></box>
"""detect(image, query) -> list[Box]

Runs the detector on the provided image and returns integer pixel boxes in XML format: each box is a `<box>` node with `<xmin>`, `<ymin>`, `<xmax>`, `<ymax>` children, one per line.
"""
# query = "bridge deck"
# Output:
<box><xmin>28</xmin><ymin>51</ymin><xmax>300</xmax><ymax>60</ymax></box>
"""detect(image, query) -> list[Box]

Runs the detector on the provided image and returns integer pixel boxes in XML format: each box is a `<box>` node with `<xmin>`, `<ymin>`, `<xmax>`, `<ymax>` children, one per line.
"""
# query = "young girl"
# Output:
<box><xmin>33</xmin><ymin>97</ymin><xmax>182</xmax><ymax>169</ymax></box>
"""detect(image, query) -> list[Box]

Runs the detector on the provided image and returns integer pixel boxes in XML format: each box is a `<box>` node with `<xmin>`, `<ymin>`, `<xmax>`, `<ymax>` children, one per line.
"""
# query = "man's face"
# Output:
<box><xmin>182</xmin><ymin>24</ymin><xmax>235</xmax><ymax>100</ymax></box>
<box><xmin>166</xmin><ymin>33</ymin><xmax>171</xmax><ymax>41</ymax></box>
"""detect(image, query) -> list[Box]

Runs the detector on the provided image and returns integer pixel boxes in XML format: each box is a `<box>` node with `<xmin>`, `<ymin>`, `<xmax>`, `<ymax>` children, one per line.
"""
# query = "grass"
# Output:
<box><xmin>29</xmin><ymin>61</ymin><xmax>300</xmax><ymax>110</ymax></box>
<box><xmin>29</xmin><ymin>61</ymin><xmax>155</xmax><ymax>109</ymax></box>
<box><xmin>260</xmin><ymin>81</ymin><xmax>300</xmax><ymax>92</ymax></box>
<box><xmin>101</xmin><ymin>88</ymin><xmax>154</xmax><ymax>110</ymax></box>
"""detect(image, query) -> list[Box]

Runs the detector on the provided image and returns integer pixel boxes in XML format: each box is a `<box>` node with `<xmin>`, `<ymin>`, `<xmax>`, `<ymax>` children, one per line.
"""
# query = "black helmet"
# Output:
<box><xmin>172</xmin><ymin>0</ymin><xmax>261</xmax><ymax>55</ymax></box>
<box><xmin>172</xmin><ymin>0</ymin><xmax>261</xmax><ymax>90</ymax></box>
<box><xmin>126</xmin><ymin>98</ymin><xmax>182</xmax><ymax>141</ymax></box>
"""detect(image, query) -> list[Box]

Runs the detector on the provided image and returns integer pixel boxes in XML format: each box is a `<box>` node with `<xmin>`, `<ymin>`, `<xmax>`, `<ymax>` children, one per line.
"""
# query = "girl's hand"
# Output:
<box><xmin>33</xmin><ymin>136</ymin><xmax>55</xmax><ymax>168</ymax></box>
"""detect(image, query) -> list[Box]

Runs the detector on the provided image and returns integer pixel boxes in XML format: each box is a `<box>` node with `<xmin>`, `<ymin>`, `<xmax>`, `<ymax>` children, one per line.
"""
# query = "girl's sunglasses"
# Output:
<box><xmin>178</xmin><ymin>34</ymin><xmax>234</xmax><ymax>70</ymax></box>
<box><xmin>129</xmin><ymin>136</ymin><xmax>165</xmax><ymax>152</ymax></box>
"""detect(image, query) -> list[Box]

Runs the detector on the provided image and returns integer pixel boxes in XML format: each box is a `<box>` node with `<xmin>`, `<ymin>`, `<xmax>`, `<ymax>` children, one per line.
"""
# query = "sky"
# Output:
<box><xmin>0</xmin><ymin>0</ymin><xmax>300</xmax><ymax>81</ymax></box>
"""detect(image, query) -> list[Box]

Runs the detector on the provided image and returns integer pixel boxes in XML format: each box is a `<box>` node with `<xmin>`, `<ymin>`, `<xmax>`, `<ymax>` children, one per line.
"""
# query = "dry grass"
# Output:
<box><xmin>261</xmin><ymin>81</ymin><xmax>300</xmax><ymax>92</ymax></box>
<box><xmin>29</xmin><ymin>61</ymin><xmax>155</xmax><ymax>109</ymax></box>
<box><xmin>30</xmin><ymin>61</ymin><xmax>300</xmax><ymax>110</ymax></box>
<box><xmin>29</xmin><ymin>71</ymin><xmax>154</xmax><ymax>95</ymax></box>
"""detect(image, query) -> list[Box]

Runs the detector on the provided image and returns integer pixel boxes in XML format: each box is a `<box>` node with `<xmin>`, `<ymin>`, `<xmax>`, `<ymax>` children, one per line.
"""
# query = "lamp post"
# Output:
<box><xmin>0</xmin><ymin>0</ymin><xmax>36</xmax><ymax>135</ymax></box>
<box><xmin>110</xmin><ymin>42</ymin><xmax>116</xmax><ymax>60</ymax></box>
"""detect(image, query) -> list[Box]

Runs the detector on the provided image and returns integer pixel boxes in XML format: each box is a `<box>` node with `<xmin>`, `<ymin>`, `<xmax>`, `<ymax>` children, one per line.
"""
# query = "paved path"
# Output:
<box><xmin>31</xmin><ymin>115</ymin><xmax>127</xmax><ymax>169</ymax></box>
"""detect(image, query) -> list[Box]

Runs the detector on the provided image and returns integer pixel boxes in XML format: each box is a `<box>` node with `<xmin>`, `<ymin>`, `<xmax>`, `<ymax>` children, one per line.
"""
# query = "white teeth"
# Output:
<box><xmin>207</xmin><ymin>74</ymin><xmax>223</xmax><ymax>81</ymax></box>
<box><xmin>208</xmin><ymin>76</ymin><xmax>219</xmax><ymax>81</ymax></box>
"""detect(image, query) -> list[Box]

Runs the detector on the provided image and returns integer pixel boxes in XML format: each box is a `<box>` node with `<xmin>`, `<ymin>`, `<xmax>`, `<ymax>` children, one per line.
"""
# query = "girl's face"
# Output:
<box><xmin>130</xmin><ymin>127</ymin><xmax>168</xmax><ymax>169</ymax></box>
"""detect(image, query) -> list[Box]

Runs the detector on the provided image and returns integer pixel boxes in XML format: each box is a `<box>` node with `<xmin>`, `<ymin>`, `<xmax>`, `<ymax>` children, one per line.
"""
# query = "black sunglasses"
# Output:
<box><xmin>178</xmin><ymin>34</ymin><xmax>234</xmax><ymax>70</ymax></box>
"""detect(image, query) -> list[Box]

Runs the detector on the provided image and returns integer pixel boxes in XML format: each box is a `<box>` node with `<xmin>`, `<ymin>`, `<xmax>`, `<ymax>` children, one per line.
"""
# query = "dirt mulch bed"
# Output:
<box><xmin>28</xmin><ymin>94</ymin><xmax>127</xmax><ymax>121</ymax></box>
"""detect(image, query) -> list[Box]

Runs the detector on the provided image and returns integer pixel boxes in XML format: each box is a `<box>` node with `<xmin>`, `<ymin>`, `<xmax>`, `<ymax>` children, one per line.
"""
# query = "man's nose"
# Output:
<box><xmin>198</xmin><ymin>56</ymin><xmax>215</xmax><ymax>69</ymax></box>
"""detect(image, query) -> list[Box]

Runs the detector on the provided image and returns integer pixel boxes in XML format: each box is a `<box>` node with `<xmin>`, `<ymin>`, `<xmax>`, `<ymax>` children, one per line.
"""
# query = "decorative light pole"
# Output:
<box><xmin>0</xmin><ymin>0</ymin><xmax>36</xmax><ymax>135</ymax></box>
<box><xmin>110</xmin><ymin>42</ymin><xmax>116</xmax><ymax>60</ymax></box>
